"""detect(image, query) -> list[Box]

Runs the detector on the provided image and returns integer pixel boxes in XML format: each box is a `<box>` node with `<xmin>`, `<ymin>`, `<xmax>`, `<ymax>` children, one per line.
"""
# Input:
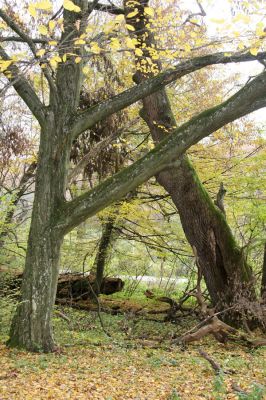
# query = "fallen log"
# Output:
<box><xmin>1</xmin><ymin>269</ymin><xmax>124</xmax><ymax>298</ymax></box>
<box><xmin>57</xmin><ymin>273</ymin><xmax>124</xmax><ymax>298</ymax></box>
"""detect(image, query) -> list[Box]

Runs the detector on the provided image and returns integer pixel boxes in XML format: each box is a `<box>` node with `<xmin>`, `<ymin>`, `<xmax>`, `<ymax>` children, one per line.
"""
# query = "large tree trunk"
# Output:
<box><xmin>157</xmin><ymin>158</ymin><xmax>254</xmax><ymax>308</ymax></box>
<box><xmin>8</xmin><ymin>113</ymin><xmax>71</xmax><ymax>352</ymax></box>
<box><xmin>124</xmin><ymin>0</ymin><xmax>256</xmax><ymax>318</ymax></box>
<box><xmin>7</xmin><ymin>1</ymin><xmax>87</xmax><ymax>351</ymax></box>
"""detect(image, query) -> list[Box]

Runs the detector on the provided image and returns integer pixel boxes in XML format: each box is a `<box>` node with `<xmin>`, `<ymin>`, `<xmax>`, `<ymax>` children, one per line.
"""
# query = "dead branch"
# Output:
<box><xmin>198</xmin><ymin>349</ymin><xmax>222</xmax><ymax>374</ymax></box>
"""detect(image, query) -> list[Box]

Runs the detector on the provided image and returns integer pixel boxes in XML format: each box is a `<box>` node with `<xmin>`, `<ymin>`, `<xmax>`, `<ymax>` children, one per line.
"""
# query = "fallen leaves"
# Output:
<box><xmin>0</xmin><ymin>339</ymin><xmax>265</xmax><ymax>400</ymax></box>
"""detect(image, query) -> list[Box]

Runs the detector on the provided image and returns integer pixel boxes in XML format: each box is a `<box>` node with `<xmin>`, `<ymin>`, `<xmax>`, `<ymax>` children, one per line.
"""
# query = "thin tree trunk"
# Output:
<box><xmin>91</xmin><ymin>216</ymin><xmax>115</xmax><ymax>296</ymax></box>
<box><xmin>124</xmin><ymin>0</ymin><xmax>256</xmax><ymax>316</ymax></box>
<box><xmin>261</xmin><ymin>242</ymin><xmax>266</xmax><ymax>303</ymax></box>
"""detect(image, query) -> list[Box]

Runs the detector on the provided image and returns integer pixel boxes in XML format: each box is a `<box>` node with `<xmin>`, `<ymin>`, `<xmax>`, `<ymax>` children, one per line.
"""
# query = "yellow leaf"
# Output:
<box><xmin>63</xmin><ymin>0</ymin><xmax>81</xmax><ymax>13</ymax></box>
<box><xmin>0</xmin><ymin>59</ymin><xmax>13</xmax><ymax>72</ymax></box>
<box><xmin>48</xmin><ymin>40</ymin><xmax>57</xmax><ymax>46</ymax></box>
<box><xmin>75</xmin><ymin>39</ymin><xmax>86</xmax><ymax>45</ymax></box>
<box><xmin>256</xmin><ymin>22</ymin><xmax>265</xmax><ymax>37</ymax></box>
<box><xmin>50</xmin><ymin>59</ymin><xmax>58</xmax><ymax>68</ymax></box>
<box><xmin>49</xmin><ymin>55</ymin><xmax>61</xmax><ymax>68</ymax></box>
<box><xmin>75</xmin><ymin>56</ymin><xmax>82</xmax><ymax>63</ymax></box>
<box><xmin>90</xmin><ymin>42</ymin><xmax>101</xmax><ymax>54</ymax></box>
<box><xmin>62</xmin><ymin>54</ymin><xmax>67</xmax><ymax>62</ymax></box>
<box><xmin>28</xmin><ymin>4</ymin><xmax>37</xmax><ymax>17</ymax></box>
<box><xmin>135</xmin><ymin>48</ymin><xmax>143</xmax><ymax>57</ymax></box>
<box><xmin>49</xmin><ymin>20</ymin><xmax>56</xmax><ymax>31</ymax></box>
<box><xmin>250</xmin><ymin>47</ymin><xmax>258</xmax><ymax>56</ymax></box>
<box><xmin>36</xmin><ymin>49</ymin><xmax>45</xmax><ymax>57</ymax></box>
<box><xmin>110</xmin><ymin>38</ymin><xmax>120</xmax><ymax>50</ymax></box>
<box><xmin>82</xmin><ymin>65</ymin><xmax>90</xmax><ymax>75</ymax></box>
<box><xmin>35</xmin><ymin>1</ymin><xmax>52</xmax><ymax>10</ymax></box>
<box><xmin>114</xmin><ymin>14</ymin><xmax>124</xmax><ymax>22</ymax></box>
<box><xmin>127</xmin><ymin>9</ymin><xmax>138</xmax><ymax>18</ymax></box>
<box><xmin>38</xmin><ymin>25</ymin><xmax>48</xmax><ymax>35</ymax></box>
<box><xmin>126</xmin><ymin>37</ymin><xmax>137</xmax><ymax>49</ymax></box>
<box><xmin>144</xmin><ymin>7</ymin><xmax>154</xmax><ymax>17</ymax></box>
<box><xmin>126</xmin><ymin>24</ymin><xmax>135</xmax><ymax>31</ymax></box>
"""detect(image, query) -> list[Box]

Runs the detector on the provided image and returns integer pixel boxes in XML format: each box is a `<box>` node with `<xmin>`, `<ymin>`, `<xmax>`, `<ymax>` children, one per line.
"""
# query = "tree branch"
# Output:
<box><xmin>70</xmin><ymin>50</ymin><xmax>266</xmax><ymax>138</ymax></box>
<box><xmin>88</xmin><ymin>1</ymin><xmax>124</xmax><ymax>15</ymax></box>
<box><xmin>0</xmin><ymin>36</ymin><xmax>48</xmax><ymax>44</ymax></box>
<box><xmin>0</xmin><ymin>46</ymin><xmax>46</xmax><ymax>125</ymax></box>
<box><xmin>68</xmin><ymin>119</ymin><xmax>138</xmax><ymax>184</ymax></box>
<box><xmin>0</xmin><ymin>9</ymin><xmax>56</xmax><ymax>94</ymax></box>
<box><xmin>0</xmin><ymin>9</ymin><xmax>37</xmax><ymax>55</ymax></box>
<box><xmin>57</xmin><ymin>70</ymin><xmax>266</xmax><ymax>234</ymax></box>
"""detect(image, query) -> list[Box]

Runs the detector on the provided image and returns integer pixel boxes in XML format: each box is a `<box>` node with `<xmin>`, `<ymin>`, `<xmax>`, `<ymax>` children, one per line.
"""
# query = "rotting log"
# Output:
<box><xmin>1</xmin><ymin>270</ymin><xmax>124</xmax><ymax>298</ymax></box>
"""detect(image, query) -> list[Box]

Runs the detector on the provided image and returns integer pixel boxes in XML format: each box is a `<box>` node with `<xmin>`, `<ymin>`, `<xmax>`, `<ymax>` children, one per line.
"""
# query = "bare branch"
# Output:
<box><xmin>0</xmin><ymin>46</ymin><xmax>46</xmax><ymax>125</ymax></box>
<box><xmin>183</xmin><ymin>0</ymin><xmax>206</xmax><ymax>26</ymax></box>
<box><xmin>68</xmin><ymin>119</ymin><xmax>138</xmax><ymax>183</ymax></box>
<box><xmin>0</xmin><ymin>9</ymin><xmax>56</xmax><ymax>96</ymax></box>
<box><xmin>0</xmin><ymin>9</ymin><xmax>37</xmax><ymax>55</ymax></box>
<box><xmin>0</xmin><ymin>36</ymin><xmax>47</xmax><ymax>44</ymax></box>
<box><xmin>70</xmin><ymin>50</ymin><xmax>266</xmax><ymax>138</ymax></box>
<box><xmin>88</xmin><ymin>1</ymin><xmax>124</xmax><ymax>15</ymax></box>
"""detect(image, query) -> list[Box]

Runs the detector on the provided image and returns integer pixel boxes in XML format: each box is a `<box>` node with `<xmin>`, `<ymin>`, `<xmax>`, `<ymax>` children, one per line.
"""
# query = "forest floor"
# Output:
<box><xmin>0</xmin><ymin>295</ymin><xmax>265</xmax><ymax>400</ymax></box>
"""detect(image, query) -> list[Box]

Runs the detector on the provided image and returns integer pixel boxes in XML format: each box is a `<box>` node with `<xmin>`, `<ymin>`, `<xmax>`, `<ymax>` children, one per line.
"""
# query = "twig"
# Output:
<box><xmin>198</xmin><ymin>348</ymin><xmax>222</xmax><ymax>374</ymax></box>
<box><xmin>54</xmin><ymin>310</ymin><xmax>71</xmax><ymax>323</ymax></box>
<box><xmin>86</xmin><ymin>278</ymin><xmax>112</xmax><ymax>338</ymax></box>
<box><xmin>231</xmin><ymin>382</ymin><xmax>248</xmax><ymax>395</ymax></box>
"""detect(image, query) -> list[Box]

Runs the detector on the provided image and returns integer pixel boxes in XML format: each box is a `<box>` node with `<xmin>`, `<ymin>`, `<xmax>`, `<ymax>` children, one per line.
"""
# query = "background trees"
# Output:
<box><xmin>0</xmin><ymin>0</ymin><xmax>265</xmax><ymax>352</ymax></box>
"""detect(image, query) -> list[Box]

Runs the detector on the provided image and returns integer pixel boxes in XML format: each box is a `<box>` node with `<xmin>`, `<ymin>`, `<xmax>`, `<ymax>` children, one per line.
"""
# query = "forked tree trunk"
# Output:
<box><xmin>124</xmin><ymin>0</ymin><xmax>256</xmax><ymax>318</ymax></box>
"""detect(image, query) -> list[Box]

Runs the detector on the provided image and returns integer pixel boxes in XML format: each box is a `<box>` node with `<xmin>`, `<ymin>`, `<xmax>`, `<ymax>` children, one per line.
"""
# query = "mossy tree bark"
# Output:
<box><xmin>124</xmin><ymin>0</ymin><xmax>256</xmax><ymax>317</ymax></box>
<box><xmin>91</xmin><ymin>216</ymin><xmax>116</xmax><ymax>296</ymax></box>
<box><xmin>1</xmin><ymin>2</ymin><xmax>266</xmax><ymax>351</ymax></box>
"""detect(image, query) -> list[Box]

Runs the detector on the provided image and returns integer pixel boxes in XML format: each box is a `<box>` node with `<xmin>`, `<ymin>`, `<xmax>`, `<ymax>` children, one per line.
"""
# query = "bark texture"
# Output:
<box><xmin>8</xmin><ymin>113</ymin><xmax>71</xmax><ymax>351</ymax></box>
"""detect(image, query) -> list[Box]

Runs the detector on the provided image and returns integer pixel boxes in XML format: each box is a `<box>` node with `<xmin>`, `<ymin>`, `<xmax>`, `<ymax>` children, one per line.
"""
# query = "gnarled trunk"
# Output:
<box><xmin>157</xmin><ymin>157</ymin><xmax>254</xmax><ymax>308</ymax></box>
